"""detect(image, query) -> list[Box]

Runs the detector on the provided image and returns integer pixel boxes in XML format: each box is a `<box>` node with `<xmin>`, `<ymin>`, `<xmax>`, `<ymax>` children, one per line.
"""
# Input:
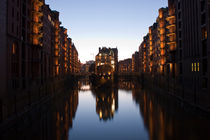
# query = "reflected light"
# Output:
<box><xmin>112</xmin><ymin>99</ymin><xmax>115</xmax><ymax>113</ymax></box>
<box><xmin>99</xmin><ymin>111</ymin><xmax>102</xmax><ymax>119</ymax></box>
<box><xmin>80</xmin><ymin>85</ymin><xmax>90</xmax><ymax>91</ymax></box>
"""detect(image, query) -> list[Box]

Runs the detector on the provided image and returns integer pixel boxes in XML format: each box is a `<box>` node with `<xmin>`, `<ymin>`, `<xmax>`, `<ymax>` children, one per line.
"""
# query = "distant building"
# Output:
<box><xmin>72</xmin><ymin>44</ymin><xmax>80</xmax><ymax>73</ymax></box>
<box><xmin>132</xmin><ymin>52</ymin><xmax>140</xmax><ymax>73</ymax></box>
<box><xmin>118</xmin><ymin>59</ymin><xmax>132</xmax><ymax>73</ymax></box>
<box><xmin>81</xmin><ymin>60</ymin><xmax>95</xmax><ymax>73</ymax></box>
<box><xmin>95</xmin><ymin>47</ymin><xmax>118</xmax><ymax>74</ymax></box>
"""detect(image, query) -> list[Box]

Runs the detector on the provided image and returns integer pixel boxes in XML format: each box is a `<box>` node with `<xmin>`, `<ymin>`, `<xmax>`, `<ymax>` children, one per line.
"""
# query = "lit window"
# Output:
<box><xmin>48</xmin><ymin>15</ymin><xmax>51</xmax><ymax>21</ymax></box>
<box><xmin>12</xmin><ymin>43</ymin><xmax>16</xmax><ymax>55</ymax></box>
<box><xmin>192</xmin><ymin>63</ymin><xmax>194</xmax><ymax>72</ymax></box>
<box><xmin>197</xmin><ymin>63</ymin><xmax>200</xmax><ymax>72</ymax></box>
<box><xmin>111</xmin><ymin>60</ymin><xmax>114</xmax><ymax>64</ymax></box>
<box><xmin>194</xmin><ymin>63</ymin><xmax>196</xmax><ymax>72</ymax></box>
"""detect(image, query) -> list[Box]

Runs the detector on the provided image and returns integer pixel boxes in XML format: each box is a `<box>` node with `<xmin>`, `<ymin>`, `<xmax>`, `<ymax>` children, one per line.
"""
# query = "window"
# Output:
<box><xmin>202</xmin><ymin>78</ymin><xmax>208</xmax><ymax>89</ymax></box>
<box><xmin>22</xmin><ymin>4</ymin><xmax>26</xmax><ymax>15</ymax></box>
<box><xmin>180</xmin><ymin>63</ymin><xmax>182</xmax><ymax>74</ymax></box>
<box><xmin>179</xmin><ymin>40</ymin><xmax>182</xmax><ymax>48</ymax></box>
<box><xmin>178</xmin><ymin>2</ymin><xmax>180</xmax><ymax>10</ymax></box>
<box><xmin>179</xmin><ymin>21</ymin><xmax>181</xmax><ymax>29</ymax></box>
<box><xmin>194</xmin><ymin>63</ymin><xmax>196</xmax><ymax>72</ymax></box>
<box><xmin>201</xmin><ymin>13</ymin><xmax>206</xmax><ymax>25</ymax></box>
<box><xmin>201</xmin><ymin>27</ymin><xmax>207</xmax><ymax>40</ymax></box>
<box><xmin>17</xmin><ymin>12</ymin><xmax>19</xmax><ymax>21</ymax></box>
<box><xmin>192</xmin><ymin>63</ymin><xmax>194</xmax><ymax>72</ymax></box>
<box><xmin>180</xmin><ymin>50</ymin><xmax>182</xmax><ymax>59</ymax></box>
<box><xmin>202</xmin><ymin>40</ymin><xmax>207</xmax><ymax>57</ymax></box>
<box><xmin>12</xmin><ymin>22</ymin><xmax>14</xmax><ymax>33</ymax></box>
<box><xmin>209</xmin><ymin>5</ymin><xmax>210</xmax><ymax>18</ymax></box>
<box><xmin>16</xmin><ymin>26</ymin><xmax>18</xmax><ymax>36</ymax></box>
<box><xmin>12</xmin><ymin>43</ymin><xmax>16</xmax><ymax>55</ymax></box>
<box><xmin>202</xmin><ymin>59</ymin><xmax>207</xmax><ymax>75</ymax></box>
<box><xmin>178</xmin><ymin>12</ymin><xmax>181</xmax><ymax>19</ymax></box>
<box><xmin>12</xmin><ymin>7</ymin><xmax>14</xmax><ymax>17</ymax></box>
<box><xmin>201</xmin><ymin>1</ymin><xmax>205</xmax><ymax>12</ymax></box>
<box><xmin>17</xmin><ymin>0</ymin><xmax>19</xmax><ymax>7</ymax></box>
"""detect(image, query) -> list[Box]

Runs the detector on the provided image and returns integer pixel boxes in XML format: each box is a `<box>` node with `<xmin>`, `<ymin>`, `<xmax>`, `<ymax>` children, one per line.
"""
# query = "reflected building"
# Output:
<box><xmin>79</xmin><ymin>78</ymin><xmax>91</xmax><ymax>91</ymax></box>
<box><xmin>133</xmin><ymin>90</ymin><xmax>210</xmax><ymax>140</ymax></box>
<box><xmin>118</xmin><ymin>79</ymin><xmax>133</xmax><ymax>90</ymax></box>
<box><xmin>92</xmin><ymin>88</ymin><xmax>118</xmax><ymax>121</ymax></box>
<box><xmin>118</xmin><ymin>78</ymin><xmax>141</xmax><ymax>91</ymax></box>
<box><xmin>53</xmin><ymin>90</ymin><xmax>78</xmax><ymax>140</ymax></box>
<box><xmin>0</xmin><ymin>89</ymin><xmax>78</xmax><ymax>140</ymax></box>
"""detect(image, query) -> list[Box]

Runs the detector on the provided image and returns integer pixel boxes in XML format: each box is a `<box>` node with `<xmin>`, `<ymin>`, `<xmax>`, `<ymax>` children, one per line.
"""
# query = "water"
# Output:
<box><xmin>1</xmin><ymin>79</ymin><xmax>210</xmax><ymax>140</ymax></box>
<box><xmin>69</xmin><ymin>89</ymin><xmax>148</xmax><ymax>140</ymax></box>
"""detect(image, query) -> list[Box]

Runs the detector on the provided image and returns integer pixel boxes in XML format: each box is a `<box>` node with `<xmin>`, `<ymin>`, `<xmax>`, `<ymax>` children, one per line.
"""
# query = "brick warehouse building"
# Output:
<box><xmin>137</xmin><ymin>0</ymin><xmax>210</xmax><ymax>110</ymax></box>
<box><xmin>173</xmin><ymin>0</ymin><xmax>210</xmax><ymax>108</ymax></box>
<box><xmin>132</xmin><ymin>51</ymin><xmax>140</xmax><ymax>73</ymax></box>
<box><xmin>118</xmin><ymin>58</ymin><xmax>132</xmax><ymax>73</ymax></box>
<box><xmin>95</xmin><ymin>47</ymin><xmax>118</xmax><ymax>75</ymax></box>
<box><xmin>0</xmin><ymin>0</ymin><xmax>80</xmax><ymax>122</ymax></box>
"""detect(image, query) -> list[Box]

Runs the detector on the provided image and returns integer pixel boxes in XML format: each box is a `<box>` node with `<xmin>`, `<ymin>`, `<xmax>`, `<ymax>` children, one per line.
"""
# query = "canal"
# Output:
<box><xmin>1</xmin><ymin>79</ymin><xmax>210</xmax><ymax>140</ymax></box>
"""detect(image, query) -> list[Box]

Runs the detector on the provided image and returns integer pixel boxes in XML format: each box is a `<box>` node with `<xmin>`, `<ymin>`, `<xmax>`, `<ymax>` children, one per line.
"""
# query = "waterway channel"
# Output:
<box><xmin>1</xmin><ymin>78</ymin><xmax>210</xmax><ymax>140</ymax></box>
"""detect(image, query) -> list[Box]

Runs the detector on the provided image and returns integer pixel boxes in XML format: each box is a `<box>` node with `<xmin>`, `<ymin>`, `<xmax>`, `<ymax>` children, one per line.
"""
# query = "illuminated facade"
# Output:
<box><xmin>149</xmin><ymin>23</ymin><xmax>159</xmax><ymax>75</ymax></box>
<box><xmin>32</xmin><ymin>0</ymin><xmax>44</xmax><ymax>46</ymax></box>
<box><xmin>42</xmin><ymin>4</ymin><xmax>56</xmax><ymax>82</ymax></box>
<box><xmin>59</xmin><ymin>27</ymin><xmax>67</xmax><ymax>76</ymax></box>
<box><xmin>67</xmin><ymin>38</ymin><xmax>72</xmax><ymax>74</ymax></box>
<box><xmin>139</xmin><ymin>35</ymin><xmax>150</xmax><ymax>73</ymax></box>
<box><xmin>167</xmin><ymin>0</ymin><xmax>177</xmax><ymax>78</ymax></box>
<box><xmin>132</xmin><ymin>51</ymin><xmax>140</xmax><ymax>73</ymax></box>
<box><xmin>139</xmin><ymin>8</ymin><xmax>168</xmax><ymax>77</ymax></box>
<box><xmin>95</xmin><ymin>47</ymin><xmax>118</xmax><ymax>75</ymax></box>
<box><xmin>118</xmin><ymin>59</ymin><xmax>132</xmax><ymax>73</ymax></box>
<box><xmin>137</xmin><ymin>0</ymin><xmax>210</xmax><ymax>110</ymax></box>
<box><xmin>71</xmin><ymin>44</ymin><xmax>80</xmax><ymax>74</ymax></box>
<box><xmin>158</xmin><ymin>8</ymin><xmax>168</xmax><ymax>75</ymax></box>
<box><xmin>53</xmin><ymin>11</ymin><xmax>60</xmax><ymax>76</ymax></box>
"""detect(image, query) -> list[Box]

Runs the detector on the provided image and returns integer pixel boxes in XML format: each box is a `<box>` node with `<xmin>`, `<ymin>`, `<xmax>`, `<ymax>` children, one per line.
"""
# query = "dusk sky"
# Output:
<box><xmin>45</xmin><ymin>0</ymin><xmax>168</xmax><ymax>63</ymax></box>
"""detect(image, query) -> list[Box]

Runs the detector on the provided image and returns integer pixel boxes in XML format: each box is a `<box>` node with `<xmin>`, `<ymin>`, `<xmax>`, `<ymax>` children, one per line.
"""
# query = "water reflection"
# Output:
<box><xmin>1</xmin><ymin>79</ymin><xmax>210</xmax><ymax>140</ymax></box>
<box><xmin>135</xmin><ymin>89</ymin><xmax>210</xmax><ymax>140</ymax></box>
<box><xmin>78</xmin><ymin>79</ymin><xmax>90</xmax><ymax>91</ymax></box>
<box><xmin>0</xmin><ymin>89</ymin><xmax>79</xmax><ymax>140</ymax></box>
<box><xmin>55</xmin><ymin>90</ymin><xmax>78</xmax><ymax>140</ymax></box>
<box><xmin>92</xmin><ymin>87</ymin><xmax>118</xmax><ymax>121</ymax></box>
<box><xmin>118</xmin><ymin>79</ymin><xmax>133</xmax><ymax>90</ymax></box>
